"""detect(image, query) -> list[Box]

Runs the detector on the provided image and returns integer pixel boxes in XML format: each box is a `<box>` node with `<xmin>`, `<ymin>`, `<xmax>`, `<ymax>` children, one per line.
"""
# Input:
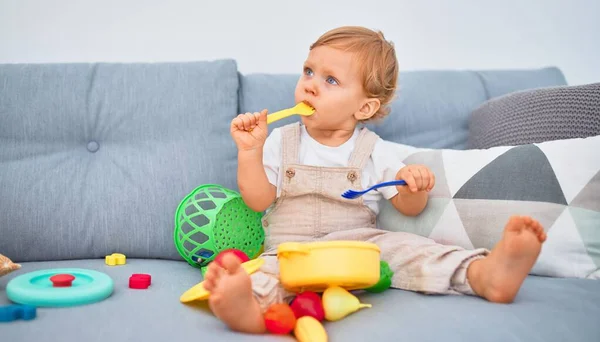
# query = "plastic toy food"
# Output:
<box><xmin>264</xmin><ymin>303</ymin><xmax>297</xmax><ymax>335</ymax></box>
<box><xmin>0</xmin><ymin>304</ymin><xmax>36</xmax><ymax>322</ymax></box>
<box><xmin>105</xmin><ymin>253</ymin><xmax>126</xmax><ymax>266</ymax></box>
<box><xmin>129</xmin><ymin>274</ymin><xmax>152</xmax><ymax>289</ymax></box>
<box><xmin>290</xmin><ymin>291</ymin><xmax>325</xmax><ymax>321</ymax></box>
<box><xmin>322</xmin><ymin>286</ymin><xmax>371</xmax><ymax>321</ymax></box>
<box><xmin>365</xmin><ymin>260</ymin><xmax>394</xmax><ymax>293</ymax></box>
<box><xmin>0</xmin><ymin>253</ymin><xmax>20</xmax><ymax>277</ymax></box>
<box><xmin>294</xmin><ymin>316</ymin><xmax>328</xmax><ymax>342</ymax></box>
<box><xmin>214</xmin><ymin>249</ymin><xmax>250</xmax><ymax>267</ymax></box>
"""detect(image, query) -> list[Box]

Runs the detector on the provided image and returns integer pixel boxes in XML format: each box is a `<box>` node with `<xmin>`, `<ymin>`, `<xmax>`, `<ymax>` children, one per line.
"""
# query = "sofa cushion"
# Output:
<box><xmin>239</xmin><ymin>68</ymin><xmax>567</xmax><ymax>150</ymax></box>
<box><xmin>377</xmin><ymin>135</ymin><xmax>600</xmax><ymax>279</ymax></box>
<box><xmin>0</xmin><ymin>60</ymin><xmax>240</xmax><ymax>262</ymax></box>
<box><xmin>469</xmin><ymin>83</ymin><xmax>600</xmax><ymax>149</ymax></box>
<box><xmin>365</xmin><ymin>71</ymin><xmax>487</xmax><ymax>149</ymax></box>
<box><xmin>1</xmin><ymin>259</ymin><xmax>599</xmax><ymax>342</ymax></box>
<box><xmin>476</xmin><ymin>67</ymin><xmax>567</xmax><ymax>99</ymax></box>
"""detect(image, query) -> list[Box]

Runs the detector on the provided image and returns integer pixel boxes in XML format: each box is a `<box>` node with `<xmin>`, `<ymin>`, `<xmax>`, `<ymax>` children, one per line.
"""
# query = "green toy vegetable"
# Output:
<box><xmin>365</xmin><ymin>260</ymin><xmax>393</xmax><ymax>293</ymax></box>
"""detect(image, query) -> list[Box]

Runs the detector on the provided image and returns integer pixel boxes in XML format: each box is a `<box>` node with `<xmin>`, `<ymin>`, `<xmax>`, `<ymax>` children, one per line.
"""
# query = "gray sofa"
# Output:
<box><xmin>1</xmin><ymin>60</ymin><xmax>599</xmax><ymax>341</ymax></box>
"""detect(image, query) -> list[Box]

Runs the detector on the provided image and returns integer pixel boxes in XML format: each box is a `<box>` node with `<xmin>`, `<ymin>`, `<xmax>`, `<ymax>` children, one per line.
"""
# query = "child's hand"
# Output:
<box><xmin>395</xmin><ymin>165</ymin><xmax>435</xmax><ymax>194</ymax></box>
<box><xmin>230</xmin><ymin>109</ymin><xmax>268</xmax><ymax>151</ymax></box>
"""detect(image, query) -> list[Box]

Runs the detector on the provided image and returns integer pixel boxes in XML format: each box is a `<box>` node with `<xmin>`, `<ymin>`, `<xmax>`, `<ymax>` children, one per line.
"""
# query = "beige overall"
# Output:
<box><xmin>250</xmin><ymin>122</ymin><xmax>489</xmax><ymax>311</ymax></box>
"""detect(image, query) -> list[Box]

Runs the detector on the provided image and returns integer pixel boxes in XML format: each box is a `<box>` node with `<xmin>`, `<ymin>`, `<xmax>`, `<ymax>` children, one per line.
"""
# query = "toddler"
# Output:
<box><xmin>204</xmin><ymin>26</ymin><xmax>547</xmax><ymax>333</ymax></box>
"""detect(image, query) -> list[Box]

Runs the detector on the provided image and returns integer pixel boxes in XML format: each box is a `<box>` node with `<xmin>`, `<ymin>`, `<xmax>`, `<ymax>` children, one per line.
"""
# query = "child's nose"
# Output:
<box><xmin>304</xmin><ymin>79</ymin><xmax>318</xmax><ymax>96</ymax></box>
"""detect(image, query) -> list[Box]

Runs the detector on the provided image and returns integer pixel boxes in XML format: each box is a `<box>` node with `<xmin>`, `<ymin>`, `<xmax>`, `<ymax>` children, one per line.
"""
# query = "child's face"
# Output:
<box><xmin>294</xmin><ymin>45</ymin><xmax>369</xmax><ymax>131</ymax></box>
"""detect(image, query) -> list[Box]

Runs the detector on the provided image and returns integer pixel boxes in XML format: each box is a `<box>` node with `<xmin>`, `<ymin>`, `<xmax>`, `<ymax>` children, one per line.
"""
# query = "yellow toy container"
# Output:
<box><xmin>277</xmin><ymin>241</ymin><xmax>381</xmax><ymax>293</ymax></box>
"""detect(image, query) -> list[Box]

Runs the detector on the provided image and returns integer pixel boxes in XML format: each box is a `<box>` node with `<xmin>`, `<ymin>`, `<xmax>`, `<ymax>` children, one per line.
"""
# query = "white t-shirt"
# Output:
<box><xmin>263</xmin><ymin>124</ymin><xmax>406</xmax><ymax>214</ymax></box>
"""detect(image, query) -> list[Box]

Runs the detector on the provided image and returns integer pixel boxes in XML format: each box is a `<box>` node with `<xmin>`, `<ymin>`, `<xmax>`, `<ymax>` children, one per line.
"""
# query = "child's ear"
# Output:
<box><xmin>355</xmin><ymin>98</ymin><xmax>380</xmax><ymax>120</ymax></box>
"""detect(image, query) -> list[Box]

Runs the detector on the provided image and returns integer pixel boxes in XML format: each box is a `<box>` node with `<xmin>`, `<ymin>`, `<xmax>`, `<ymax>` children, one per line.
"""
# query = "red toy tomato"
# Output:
<box><xmin>214</xmin><ymin>249</ymin><xmax>250</xmax><ymax>267</ymax></box>
<box><xmin>264</xmin><ymin>303</ymin><xmax>296</xmax><ymax>335</ymax></box>
<box><xmin>290</xmin><ymin>291</ymin><xmax>325</xmax><ymax>321</ymax></box>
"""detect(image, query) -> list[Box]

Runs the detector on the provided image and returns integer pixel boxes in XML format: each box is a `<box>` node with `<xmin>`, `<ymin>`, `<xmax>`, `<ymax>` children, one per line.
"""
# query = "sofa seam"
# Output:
<box><xmin>473</xmin><ymin>71</ymin><xmax>491</xmax><ymax>100</ymax></box>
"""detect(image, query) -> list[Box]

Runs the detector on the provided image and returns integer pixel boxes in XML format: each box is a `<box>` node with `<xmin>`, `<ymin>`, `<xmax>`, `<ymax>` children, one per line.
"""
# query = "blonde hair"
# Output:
<box><xmin>310</xmin><ymin>26</ymin><xmax>399</xmax><ymax>121</ymax></box>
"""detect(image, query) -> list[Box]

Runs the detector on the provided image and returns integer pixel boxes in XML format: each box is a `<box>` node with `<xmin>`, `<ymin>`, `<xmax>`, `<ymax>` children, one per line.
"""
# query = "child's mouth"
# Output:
<box><xmin>302</xmin><ymin>100</ymin><xmax>316</xmax><ymax>112</ymax></box>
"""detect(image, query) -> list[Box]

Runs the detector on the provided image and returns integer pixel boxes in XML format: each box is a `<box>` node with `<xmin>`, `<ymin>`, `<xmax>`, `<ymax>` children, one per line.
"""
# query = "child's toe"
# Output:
<box><xmin>530</xmin><ymin>219</ymin><xmax>543</xmax><ymax>233</ymax></box>
<box><xmin>204</xmin><ymin>277</ymin><xmax>215</xmax><ymax>291</ymax></box>
<box><xmin>205</xmin><ymin>263</ymin><xmax>222</xmax><ymax>281</ymax></box>
<box><xmin>221</xmin><ymin>253</ymin><xmax>242</xmax><ymax>273</ymax></box>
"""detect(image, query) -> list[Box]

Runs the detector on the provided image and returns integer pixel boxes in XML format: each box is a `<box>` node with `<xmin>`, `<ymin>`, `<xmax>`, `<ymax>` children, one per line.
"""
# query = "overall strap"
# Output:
<box><xmin>280</xmin><ymin>122</ymin><xmax>301</xmax><ymax>166</ymax></box>
<box><xmin>348</xmin><ymin>128</ymin><xmax>380</xmax><ymax>169</ymax></box>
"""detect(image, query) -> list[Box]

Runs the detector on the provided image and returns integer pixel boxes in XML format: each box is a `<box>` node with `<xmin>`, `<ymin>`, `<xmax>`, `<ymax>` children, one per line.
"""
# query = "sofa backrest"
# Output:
<box><xmin>239</xmin><ymin>67</ymin><xmax>567</xmax><ymax>149</ymax></box>
<box><xmin>0</xmin><ymin>60</ymin><xmax>241</xmax><ymax>262</ymax></box>
<box><xmin>0</xmin><ymin>61</ymin><xmax>567</xmax><ymax>263</ymax></box>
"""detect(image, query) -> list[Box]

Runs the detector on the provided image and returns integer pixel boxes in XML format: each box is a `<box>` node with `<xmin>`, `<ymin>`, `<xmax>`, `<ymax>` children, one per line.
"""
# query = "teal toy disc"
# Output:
<box><xmin>6</xmin><ymin>268</ymin><xmax>114</xmax><ymax>307</ymax></box>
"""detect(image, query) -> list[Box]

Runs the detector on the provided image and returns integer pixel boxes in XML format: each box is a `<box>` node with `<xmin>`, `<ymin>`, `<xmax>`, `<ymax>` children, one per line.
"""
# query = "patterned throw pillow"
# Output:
<box><xmin>377</xmin><ymin>135</ymin><xmax>600</xmax><ymax>279</ymax></box>
<box><xmin>468</xmin><ymin>83</ymin><xmax>600</xmax><ymax>149</ymax></box>
<box><xmin>0</xmin><ymin>253</ymin><xmax>21</xmax><ymax>277</ymax></box>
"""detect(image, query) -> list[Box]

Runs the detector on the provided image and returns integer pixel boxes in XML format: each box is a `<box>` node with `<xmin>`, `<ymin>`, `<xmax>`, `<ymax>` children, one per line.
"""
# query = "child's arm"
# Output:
<box><xmin>231</xmin><ymin>110</ymin><xmax>276</xmax><ymax>212</ymax></box>
<box><xmin>237</xmin><ymin>149</ymin><xmax>276</xmax><ymax>212</ymax></box>
<box><xmin>390</xmin><ymin>165</ymin><xmax>435</xmax><ymax>216</ymax></box>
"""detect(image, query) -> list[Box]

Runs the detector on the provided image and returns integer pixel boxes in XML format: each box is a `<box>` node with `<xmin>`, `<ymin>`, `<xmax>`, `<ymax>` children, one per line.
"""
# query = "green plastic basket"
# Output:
<box><xmin>174</xmin><ymin>184</ymin><xmax>264</xmax><ymax>269</ymax></box>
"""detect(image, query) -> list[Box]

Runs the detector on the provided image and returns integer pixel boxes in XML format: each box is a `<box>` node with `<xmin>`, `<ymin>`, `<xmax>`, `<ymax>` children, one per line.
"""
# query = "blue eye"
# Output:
<box><xmin>304</xmin><ymin>68</ymin><xmax>314</xmax><ymax>76</ymax></box>
<box><xmin>326</xmin><ymin>76</ymin><xmax>338</xmax><ymax>85</ymax></box>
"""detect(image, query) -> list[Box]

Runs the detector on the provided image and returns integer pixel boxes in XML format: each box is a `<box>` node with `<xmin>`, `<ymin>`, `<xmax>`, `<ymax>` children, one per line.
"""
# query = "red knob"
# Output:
<box><xmin>50</xmin><ymin>274</ymin><xmax>75</xmax><ymax>287</ymax></box>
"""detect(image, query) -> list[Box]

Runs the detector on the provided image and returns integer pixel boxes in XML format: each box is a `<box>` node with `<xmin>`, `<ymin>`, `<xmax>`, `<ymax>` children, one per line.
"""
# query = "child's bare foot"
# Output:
<box><xmin>468</xmin><ymin>216</ymin><xmax>547</xmax><ymax>303</ymax></box>
<box><xmin>203</xmin><ymin>254</ymin><xmax>266</xmax><ymax>333</ymax></box>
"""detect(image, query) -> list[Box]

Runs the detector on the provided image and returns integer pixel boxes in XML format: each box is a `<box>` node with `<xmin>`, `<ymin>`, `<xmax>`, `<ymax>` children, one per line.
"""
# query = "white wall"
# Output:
<box><xmin>1</xmin><ymin>0</ymin><xmax>598</xmax><ymax>85</ymax></box>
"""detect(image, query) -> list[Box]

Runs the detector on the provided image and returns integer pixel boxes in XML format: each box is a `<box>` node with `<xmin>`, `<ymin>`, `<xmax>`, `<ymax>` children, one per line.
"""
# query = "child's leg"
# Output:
<box><xmin>363</xmin><ymin>229</ymin><xmax>489</xmax><ymax>296</ymax></box>
<box><xmin>248</xmin><ymin>255</ymin><xmax>296</xmax><ymax>312</ymax></box>
<box><xmin>203</xmin><ymin>254</ymin><xmax>293</xmax><ymax>333</ymax></box>
<box><xmin>366</xmin><ymin>215</ymin><xmax>546</xmax><ymax>303</ymax></box>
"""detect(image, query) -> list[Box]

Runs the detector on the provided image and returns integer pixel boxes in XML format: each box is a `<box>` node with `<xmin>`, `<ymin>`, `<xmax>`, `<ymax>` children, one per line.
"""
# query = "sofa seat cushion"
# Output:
<box><xmin>1</xmin><ymin>259</ymin><xmax>599</xmax><ymax>342</ymax></box>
